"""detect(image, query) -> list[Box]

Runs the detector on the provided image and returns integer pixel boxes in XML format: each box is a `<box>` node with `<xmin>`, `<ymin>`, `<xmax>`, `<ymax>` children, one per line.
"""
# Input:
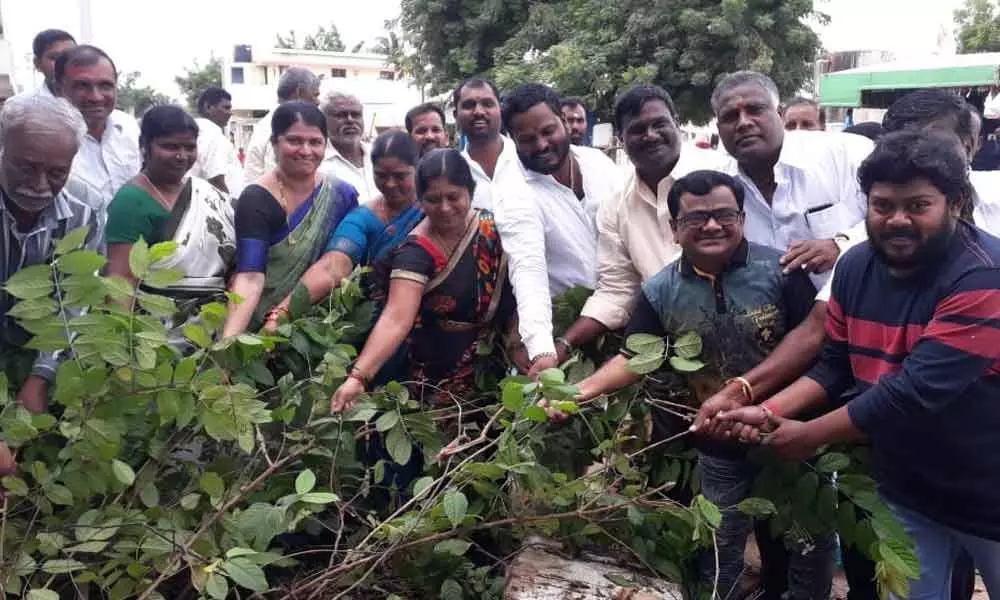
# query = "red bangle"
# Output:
<box><xmin>761</xmin><ymin>399</ymin><xmax>781</xmax><ymax>418</ymax></box>
<box><xmin>347</xmin><ymin>367</ymin><xmax>369</xmax><ymax>390</ymax></box>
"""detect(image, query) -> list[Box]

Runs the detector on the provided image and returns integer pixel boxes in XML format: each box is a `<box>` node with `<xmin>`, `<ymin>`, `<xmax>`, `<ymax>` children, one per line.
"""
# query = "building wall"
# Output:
<box><xmin>0</xmin><ymin>0</ymin><xmax>17</xmax><ymax>100</ymax></box>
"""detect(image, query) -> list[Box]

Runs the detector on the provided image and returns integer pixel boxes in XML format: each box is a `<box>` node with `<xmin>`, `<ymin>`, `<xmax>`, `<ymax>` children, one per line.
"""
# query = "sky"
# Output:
<box><xmin>2</xmin><ymin>0</ymin><xmax>970</xmax><ymax>97</ymax></box>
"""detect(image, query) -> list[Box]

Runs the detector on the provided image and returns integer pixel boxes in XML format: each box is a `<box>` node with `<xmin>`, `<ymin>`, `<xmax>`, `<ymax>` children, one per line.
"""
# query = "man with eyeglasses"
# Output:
<box><xmin>574</xmin><ymin>169</ymin><xmax>819</xmax><ymax>600</ymax></box>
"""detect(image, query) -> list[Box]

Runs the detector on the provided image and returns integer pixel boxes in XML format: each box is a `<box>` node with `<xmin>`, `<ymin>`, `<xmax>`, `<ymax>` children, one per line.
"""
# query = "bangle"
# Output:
<box><xmin>531</xmin><ymin>352</ymin><xmax>558</xmax><ymax>364</ymax></box>
<box><xmin>347</xmin><ymin>366</ymin><xmax>370</xmax><ymax>389</ymax></box>
<box><xmin>761</xmin><ymin>399</ymin><xmax>781</xmax><ymax>418</ymax></box>
<box><xmin>555</xmin><ymin>336</ymin><xmax>573</xmax><ymax>352</ymax></box>
<box><xmin>725</xmin><ymin>376</ymin><xmax>754</xmax><ymax>405</ymax></box>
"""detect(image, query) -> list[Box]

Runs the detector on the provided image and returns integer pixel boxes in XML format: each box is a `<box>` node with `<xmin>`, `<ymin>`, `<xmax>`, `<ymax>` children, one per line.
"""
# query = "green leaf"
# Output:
<box><xmin>375</xmin><ymin>410</ymin><xmax>401</xmax><ymax>432</ymax></box>
<box><xmin>625</xmin><ymin>333</ymin><xmax>666</xmax><ymax>356</ymax></box>
<box><xmin>385</xmin><ymin>427</ymin><xmax>413</xmax><ymax>466</ymax></box>
<box><xmin>103</xmin><ymin>275</ymin><xmax>134</xmax><ymax>300</ymax></box>
<box><xmin>237</xmin><ymin>334</ymin><xmax>263</xmax><ymax>346</ymax></box>
<box><xmin>57</xmin><ymin>250</ymin><xmax>106</xmax><ymax>275</ymax></box>
<box><xmin>148</xmin><ymin>240</ymin><xmax>178</xmax><ymax>263</ymax></box>
<box><xmin>523</xmin><ymin>405</ymin><xmax>548</xmax><ymax>422</ymax></box>
<box><xmin>174</xmin><ymin>356</ymin><xmax>197</xmax><ymax>384</ymax></box>
<box><xmin>668</xmin><ymin>356</ymin><xmax>705</xmax><ymax>373</ymax></box>
<box><xmin>65</xmin><ymin>541</ymin><xmax>108</xmax><ymax>553</ymax></box>
<box><xmin>413</xmin><ymin>476</ymin><xmax>435</xmax><ymax>497</ymax></box>
<box><xmin>817</xmin><ymin>484</ymin><xmax>837</xmax><ymax>526</ymax></box>
<box><xmin>501</xmin><ymin>382</ymin><xmax>525</xmax><ymax>411</ymax></box>
<box><xmin>440</xmin><ymin>578</ymin><xmax>464</xmax><ymax>600</ymax></box>
<box><xmin>139</xmin><ymin>483</ymin><xmax>160</xmax><ymax>508</ymax></box>
<box><xmin>5</xmin><ymin>297</ymin><xmax>58</xmax><ymax>320</ymax></box>
<box><xmin>27</xmin><ymin>590</ymin><xmax>60</xmax><ymax>600</ymax></box>
<box><xmin>878</xmin><ymin>538</ymin><xmax>921</xmax><ymax>579</ymax></box>
<box><xmin>137</xmin><ymin>292</ymin><xmax>176</xmax><ymax>318</ymax></box>
<box><xmin>223</xmin><ymin>557</ymin><xmax>269</xmax><ymax>592</ymax></box>
<box><xmin>41</xmin><ymin>559</ymin><xmax>85</xmax><ymax>574</ymax></box>
<box><xmin>538</xmin><ymin>368</ymin><xmax>565</xmax><ymax>386</ymax></box>
<box><xmin>295</xmin><ymin>469</ymin><xmax>316</xmax><ymax>495</ymax></box>
<box><xmin>299</xmin><ymin>492</ymin><xmax>339</xmax><ymax>504</ymax></box>
<box><xmin>793</xmin><ymin>472</ymin><xmax>820</xmax><ymax>508</ymax></box>
<box><xmin>205</xmin><ymin>573</ymin><xmax>229</xmax><ymax>600</ymax></box>
<box><xmin>53</xmin><ymin>226</ymin><xmax>91</xmax><ymax>256</ymax></box>
<box><xmin>737</xmin><ymin>497</ymin><xmax>777</xmax><ymax>517</ymax></box>
<box><xmin>4</xmin><ymin>264</ymin><xmax>53</xmax><ymax>300</ymax></box>
<box><xmin>673</xmin><ymin>331</ymin><xmax>703</xmax><ymax>359</ymax></box>
<box><xmin>443</xmin><ymin>490</ymin><xmax>468</xmax><ymax>528</ymax></box>
<box><xmin>200</xmin><ymin>472</ymin><xmax>225</xmax><ymax>499</ymax></box>
<box><xmin>627</xmin><ymin>352</ymin><xmax>665</xmax><ymax>375</ymax></box>
<box><xmin>226</xmin><ymin>548</ymin><xmax>258</xmax><ymax>558</ymax></box>
<box><xmin>44</xmin><ymin>484</ymin><xmax>73</xmax><ymax>506</ymax></box>
<box><xmin>129</xmin><ymin>237</ymin><xmax>151</xmax><ymax>278</ymax></box>
<box><xmin>2</xmin><ymin>476</ymin><xmax>29</xmax><ymax>496</ymax></box>
<box><xmin>180</xmin><ymin>493</ymin><xmax>201</xmax><ymax>510</ymax></box>
<box><xmin>816</xmin><ymin>451</ymin><xmax>851</xmax><ymax>473</ymax></box>
<box><xmin>111</xmin><ymin>459</ymin><xmax>136</xmax><ymax>487</ymax></box>
<box><xmin>695</xmin><ymin>495</ymin><xmax>722</xmax><ymax>528</ymax></box>
<box><xmin>434</xmin><ymin>539</ymin><xmax>472</xmax><ymax>556</ymax></box>
<box><xmin>144</xmin><ymin>268</ymin><xmax>184</xmax><ymax>288</ymax></box>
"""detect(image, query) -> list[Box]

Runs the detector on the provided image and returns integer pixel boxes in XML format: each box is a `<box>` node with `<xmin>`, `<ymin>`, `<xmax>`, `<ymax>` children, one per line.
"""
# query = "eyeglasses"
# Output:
<box><xmin>675</xmin><ymin>208</ymin><xmax>743</xmax><ymax>230</ymax></box>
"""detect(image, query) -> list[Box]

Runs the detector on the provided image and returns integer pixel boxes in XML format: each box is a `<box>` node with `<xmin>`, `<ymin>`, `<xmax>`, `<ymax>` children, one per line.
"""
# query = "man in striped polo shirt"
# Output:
<box><xmin>721</xmin><ymin>128</ymin><xmax>1000</xmax><ymax>598</ymax></box>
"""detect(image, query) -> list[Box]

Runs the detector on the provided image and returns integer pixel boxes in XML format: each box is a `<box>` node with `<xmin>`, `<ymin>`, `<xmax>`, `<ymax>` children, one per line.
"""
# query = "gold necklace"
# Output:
<box><xmin>276</xmin><ymin>173</ymin><xmax>316</xmax><ymax>247</ymax></box>
<box><xmin>140</xmin><ymin>172</ymin><xmax>177</xmax><ymax>211</ymax></box>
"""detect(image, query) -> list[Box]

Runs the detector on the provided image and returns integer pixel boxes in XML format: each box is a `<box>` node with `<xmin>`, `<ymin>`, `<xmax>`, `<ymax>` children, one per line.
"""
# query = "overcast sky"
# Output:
<box><xmin>2</xmin><ymin>0</ymin><xmax>967</xmax><ymax>98</ymax></box>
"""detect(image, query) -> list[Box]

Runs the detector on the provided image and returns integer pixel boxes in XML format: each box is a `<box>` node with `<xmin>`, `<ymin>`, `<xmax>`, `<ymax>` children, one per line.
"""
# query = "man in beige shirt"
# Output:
<box><xmin>556</xmin><ymin>85</ymin><xmax>727</xmax><ymax>360</ymax></box>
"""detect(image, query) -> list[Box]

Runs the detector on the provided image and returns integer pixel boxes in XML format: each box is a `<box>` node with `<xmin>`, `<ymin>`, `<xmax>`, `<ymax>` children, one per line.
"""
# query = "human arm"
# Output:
<box><xmin>263</xmin><ymin>251</ymin><xmax>354</xmax><ymax>332</ymax></box>
<box><xmin>106</xmin><ymin>243</ymin><xmax>137</xmax><ymax>288</ymax></box>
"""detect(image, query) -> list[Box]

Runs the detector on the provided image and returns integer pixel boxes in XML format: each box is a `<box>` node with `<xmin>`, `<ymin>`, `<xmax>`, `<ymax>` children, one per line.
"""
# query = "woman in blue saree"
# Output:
<box><xmin>222</xmin><ymin>102</ymin><xmax>358</xmax><ymax>337</ymax></box>
<box><xmin>261</xmin><ymin>130</ymin><xmax>422</xmax><ymax>333</ymax></box>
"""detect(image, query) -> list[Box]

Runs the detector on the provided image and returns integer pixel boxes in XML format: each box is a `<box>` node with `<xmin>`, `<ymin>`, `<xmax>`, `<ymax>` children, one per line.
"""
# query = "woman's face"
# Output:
<box><xmin>273</xmin><ymin>120</ymin><xmax>326</xmax><ymax>179</ymax></box>
<box><xmin>374</xmin><ymin>155</ymin><xmax>416</xmax><ymax>207</ymax></box>
<box><xmin>144</xmin><ymin>132</ymin><xmax>197</xmax><ymax>183</ymax></box>
<box><xmin>420</xmin><ymin>175</ymin><xmax>471</xmax><ymax>234</ymax></box>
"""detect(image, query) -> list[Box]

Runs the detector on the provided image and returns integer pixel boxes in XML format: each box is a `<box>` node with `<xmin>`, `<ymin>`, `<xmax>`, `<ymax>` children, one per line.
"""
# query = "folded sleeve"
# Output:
<box><xmin>580</xmin><ymin>193</ymin><xmax>640</xmax><ymax>330</ymax></box>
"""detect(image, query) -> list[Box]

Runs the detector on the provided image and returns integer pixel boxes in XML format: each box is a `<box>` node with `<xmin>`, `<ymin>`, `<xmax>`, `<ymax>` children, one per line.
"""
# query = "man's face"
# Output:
<box><xmin>326</xmin><ymin>97</ymin><xmax>364</xmax><ymax>147</ymax></box>
<box><xmin>670</xmin><ymin>186</ymin><xmax>745</xmax><ymax>263</ymax></box>
<box><xmin>1</xmin><ymin>126</ymin><xmax>77</xmax><ymax>213</ymax></box>
<box><xmin>410</xmin><ymin>110</ymin><xmax>449</xmax><ymax>156</ymax></box>
<box><xmin>300</xmin><ymin>83</ymin><xmax>321</xmax><ymax>106</ymax></box>
<box><xmin>35</xmin><ymin>40</ymin><xmax>76</xmax><ymax>85</ymax></box>
<box><xmin>62</xmin><ymin>58</ymin><xmax>117</xmax><ymax>131</ymax></box>
<box><xmin>561</xmin><ymin>104</ymin><xmax>588</xmax><ymax>145</ymax></box>
<box><xmin>621</xmin><ymin>99</ymin><xmax>681</xmax><ymax>176</ymax></box>
<box><xmin>783</xmin><ymin>103</ymin><xmax>823</xmax><ymax>131</ymax></box>
<box><xmin>715</xmin><ymin>84</ymin><xmax>784</xmax><ymax>164</ymax></box>
<box><xmin>454</xmin><ymin>84</ymin><xmax>501</xmax><ymax>142</ymax></box>
<box><xmin>865</xmin><ymin>177</ymin><xmax>957</xmax><ymax>272</ymax></box>
<box><xmin>509</xmin><ymin>102</ymin><xmax>571</xmax><ymax>175</ymax></box>
<box><xmin>206</xmin><ymin>99</ymin><xmax>233</xmax><ymax>129</ymax></box>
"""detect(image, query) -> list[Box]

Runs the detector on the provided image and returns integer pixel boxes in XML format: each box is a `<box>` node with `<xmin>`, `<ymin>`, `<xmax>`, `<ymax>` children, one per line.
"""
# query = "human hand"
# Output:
<box><xmin>781</xmin><ymin>239</ymin><xmax>840</xmax><ymax>274</ymax></box>
<box><xmin>0</xmin><ymin>442</ymin><xmax>16</xmax><ymax>476</ymax></box>
<box><xmin>760</xmin><ymin>417</ymin><xmax>821</xmax><ymax>462</ymax></box>
<box><xmin>509</xmin><ymin>344</ymin><xmax>532</xmax><ymax>374</ymax></box>
<box><xmin>715</xmin><ymin>405</ymin><xmax>777</xmax><ymax>444</ymax></box>
<box><xmin>527</xmin><ymin>354</ymin><xmax>559</xmax><ymax>380</ymax></box>
<box><xmin>690</xmin><ymin>385</ymin><xmax>746</xmax><ymax>437</ymax></box>
<box><xmin>536</xmin><ymin>398</ymin><xmax>569</xmax><ymax>422</ymax></box>
<box><xmin>330</xmin><ymin>377</ymin><xmax>366</xmax><ymax>413</ymax></box>
<box><xmin>16</xmin><ymin>375</ymin><xmax>49</xmax><ymax>414</ymax></box>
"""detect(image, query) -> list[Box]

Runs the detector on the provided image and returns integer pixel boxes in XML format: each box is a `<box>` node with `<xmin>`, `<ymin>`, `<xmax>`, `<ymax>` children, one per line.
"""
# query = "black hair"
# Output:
<box><xmin>501</xmin><ymin>83</ymin><xmax>562</xmax><ymax>132</ymax></box>
<box><xmin>404</xmin><ymin>102</ymin><xmax>446</xmax><ymax>133</ymax></box>
<box><xmin>843</xmin><ymin>121</ymin><xmax>884</xmax><ymax>141</ymax></box>
<box><xmin>666</xmin><ymin>170</ymin><xmax>745</xmax><ymax>219</ymax></box>
<box><xmin>882</xmin><ymin>90</ymin><xmax>975</xmax><ymax>141</ymax></box>
<box><xmin>54</xmin><ymin>44</ymin><xmax>117</xmax><ymax>82</ymax></box>
<box><xmin>784</xmin><ymin>96</ymin><xmax>826</xmax><ymax>126</ymax></box>
<box><xmin>371</xmin><ymin>130</ymin><xmax>420</xmax><ymax>166</ymax></box>
<box><xmin>450</xmin><ymin>77</ymin><xmax>500</xmax><ymax>111</ymax></box>
<box><xmin>32</xmin><ymin>29</ymin><xmax>75</xmax><ymax>59</ymax></box>
<box><xmin>613</xmin><ymin>84</ymin><xmax>677</xmax><ymax>133</ymax></box>
<box><xmin>197</xmin><ymin>87</ymin><xmax>232</xmax><ymax>114</ymax></box>
<box><xmin>858</xmin><ymin>129</ymin><xmax>972</xmax><ymax>208</ymax></box>
<box><xmin>416</xmin><ymin>148</ymin><xmax>476</xmax><ymax>199</ymax></box>
<box><xmin>560</xmin><ymin>97</ymin><xmax>586</xmax><ymax>111</ymax></box>
<box><xmin>270</xmin><ymin>101</ymin><xmax>327</xmax><ymax>141</ymax></box>
<box><xmin>139</xmin><ymin>104</ymin><xmax>199</xmax><ymax>149</ymax></box>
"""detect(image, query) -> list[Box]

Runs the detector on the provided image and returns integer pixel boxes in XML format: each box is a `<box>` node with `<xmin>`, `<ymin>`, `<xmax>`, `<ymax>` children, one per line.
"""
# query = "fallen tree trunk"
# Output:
<box><xmin>504</xmin><ymin>542</ymin><xmax>684</xmax><ymax>600</ymax></box>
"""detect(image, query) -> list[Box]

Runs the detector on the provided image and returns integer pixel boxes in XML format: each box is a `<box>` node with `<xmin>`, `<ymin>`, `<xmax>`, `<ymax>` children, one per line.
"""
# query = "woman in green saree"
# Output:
<box><xmin>222</xmin><ymin>102</ymin><xmax>359</xmax><ymax>337</ymax></box>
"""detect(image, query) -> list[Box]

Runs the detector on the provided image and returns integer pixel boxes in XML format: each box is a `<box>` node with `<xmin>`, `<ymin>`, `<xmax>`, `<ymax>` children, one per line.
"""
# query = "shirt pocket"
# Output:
<box><xmin>804</xmin><ymin>202</ymin><xmax>849</xmax><ymax>239</ymax></box>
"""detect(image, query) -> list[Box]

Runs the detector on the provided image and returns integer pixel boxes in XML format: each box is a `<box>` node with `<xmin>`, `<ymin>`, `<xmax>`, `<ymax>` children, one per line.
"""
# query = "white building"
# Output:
<box><xmin>0</xmin><ymin>0</ymin><xmax>18</xmax><ymax>100</ymax></box>
<box><xmin>222</xmin><ymin>45</ymin><xmax>423</xmax><ymax>150</ymax></box>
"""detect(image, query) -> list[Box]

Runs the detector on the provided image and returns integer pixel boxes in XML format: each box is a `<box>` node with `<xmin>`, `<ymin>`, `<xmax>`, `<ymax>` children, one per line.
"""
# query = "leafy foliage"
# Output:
<box><xmin>173</xmin><ymin>57</ymin><xmax>223</xmax><ymax>112</ymax></box>
<box><xmin>275</xmin><ymin>23</ymin><xmax>347</xmax><ymax>52</ymax></box>
<box><xmin>400</xmin><ymin>0</ymin><xmax>823</xmax><ymax>122</ymax></box>
<box><xmin>116</xmin><ymin>71</ymin><xmax>172</xmax><ymax>116</ymax></box>
<box><xmin>954</xmin><ymin>0</ymin><xmax>1000</xmax><ymax>53</ymax></box>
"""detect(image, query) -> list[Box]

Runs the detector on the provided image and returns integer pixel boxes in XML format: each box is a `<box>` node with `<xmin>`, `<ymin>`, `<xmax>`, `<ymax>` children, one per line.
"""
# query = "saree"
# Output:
<box><xmin>326</xmin><ymin>202</ymin><xmax>424</xmax><ymax>267</ymax></box>
<box><xmin>378</xmin><ymin>209</ymin><xmax>513</xmax><ymax>404</ymax></box>
<box><xmin>250</xmin><ymin>176</ymin><xmax>349</xmax><ymax>328</ymax></box>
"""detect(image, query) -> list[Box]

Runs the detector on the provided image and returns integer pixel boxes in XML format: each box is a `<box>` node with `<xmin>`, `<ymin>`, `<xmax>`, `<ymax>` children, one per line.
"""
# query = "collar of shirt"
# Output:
<box><xmin>462</xmin><ymin>135</ymin><xmax>516</xmax><ymax>178</ymax></box>
<box><xmin>0</xmin><ymin>188</ymin><xmax>76</xmax><ymax>231</ymax></box>
<box><xmin>678</xmin><ymin>239</ymin><xmax>750</xmax><ymax>279</ymax></box>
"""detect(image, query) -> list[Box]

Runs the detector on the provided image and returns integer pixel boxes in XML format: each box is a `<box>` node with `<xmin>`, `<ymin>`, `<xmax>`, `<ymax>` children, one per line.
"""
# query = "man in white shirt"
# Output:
<box><xmin>190</xmin><ymin>86</ymin><xmax>243</xmax><ymax>196</ymax></box>
<box><xmin>25</xmin><ymin>29</ymin><xmax>76</xmax><ymax>99</ymax></box>
<box><xmin>405</xmin><ymin>102</ymin><xmax>450</xmax><ymax>157</ymax></box>
<box><xmin>243</xmin><ymin>68</ymin><xmax>320</xmax><ymax>184</ymax></box>
<box><xmin>320</xmin><ymin>91</ymin><xmax>376</xmax><ymax>201</ymax></box>
<box><xmin>782</xmin><ymin>97</ymin><xmax>825</xmax><ymax>131</ymax></box>
<box><xmin>454</xmin><ymin>77</ymin><xmax>518</xmax><ymax>212</ymax></box>
<box><xmin>560</xmin><ymin>98</ymin><xmax>589</xmax><ymax>146</ymax></box>
<box><xmin>713</xmin><ymin>71</ymin><xmax>874</xmax><ymax>290</ymax></box>
<box><xmin>494</xmin><ymin>83</ymin><xmax>623</xmax><ymax>376</ymax></box>
<box><xmin>558</xmin><ymin>84</ymin><xmax>728</xmax><ymax>361</ymax></box>
<box><xmin>54</xmin><ymin>45</ymin><xmax>141</xmax><ymax>213</ymax></box>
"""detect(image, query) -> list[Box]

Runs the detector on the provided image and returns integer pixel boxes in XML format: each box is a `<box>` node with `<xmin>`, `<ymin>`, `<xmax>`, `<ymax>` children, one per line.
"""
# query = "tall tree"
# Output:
<box><xmin>303</xmin><ymin>24</ymin><xmax>346</xmax><ymax>52</ymax></box>
<box><xmin>401</xmin><ymin>0</ymin><xmax>823</xmax><ymax>123</ymax></box>
<box><xmin>275</xmin><ymin>30</ymin><xmax>298</xmax><ymax>49</ymax></box>
<box><xmin>117</xmin><ymin>71</ymin><xmax>171</xmax><ymax>116</ymax></box>
<box><xmin>954</xmin><ymin>0</ymin><xmax>1000</xmax><ymax>53</ymax></box>
<box><xmin>174</xmin><ymin>57</ymin><xmax>223</xmax><ymax>112</ymax></box>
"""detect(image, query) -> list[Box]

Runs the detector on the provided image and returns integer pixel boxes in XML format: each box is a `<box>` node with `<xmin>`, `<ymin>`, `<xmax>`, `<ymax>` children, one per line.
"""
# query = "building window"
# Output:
<box><xmin>379</xmin><ymin>70</ymin><xmax>396</xmax><ymax>80</ymax></box>
<box><xmin>233</xmin><ymin>45</ymin><xmax>253</xmax><ymax>63</ymax></box>
<box><xmin>259</xmin><ymin>66</ymin><xmax>269</xmax><ymax>85</ymax></box>
<box><xmin>230</xmin><ymin>67</ymin><xmax>245</xmax><ymax>84</ymax></box>
<box><xmin>331</xmin><ymin>68</ymin><xmax>347</xmax><ymax>78</ymax></box>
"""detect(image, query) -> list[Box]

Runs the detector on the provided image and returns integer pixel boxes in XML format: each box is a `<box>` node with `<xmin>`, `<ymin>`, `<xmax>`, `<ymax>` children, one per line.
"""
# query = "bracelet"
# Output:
<box><xmin>347</xmin><ymin>366</ymin><xmax>370</xmax><ymax>389</ymax></box>
<box><xmin>760</xmin><ymin>399</ymin><xmax>781</xmax><ymax>418</ymax></box>
<box><xmin>555</xmin><ymin>336</ymin><xmax>573</xmax><ymax>352</ymax></box>
<box><xmin>725</xmin><ymin>376</ymin><xmax>754</xmax><ymax>405</ymax></box>
<box><xmin>531</xmin><ymin>352</ymin><xmax>558</xmax><ymax>364</ymax></box>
